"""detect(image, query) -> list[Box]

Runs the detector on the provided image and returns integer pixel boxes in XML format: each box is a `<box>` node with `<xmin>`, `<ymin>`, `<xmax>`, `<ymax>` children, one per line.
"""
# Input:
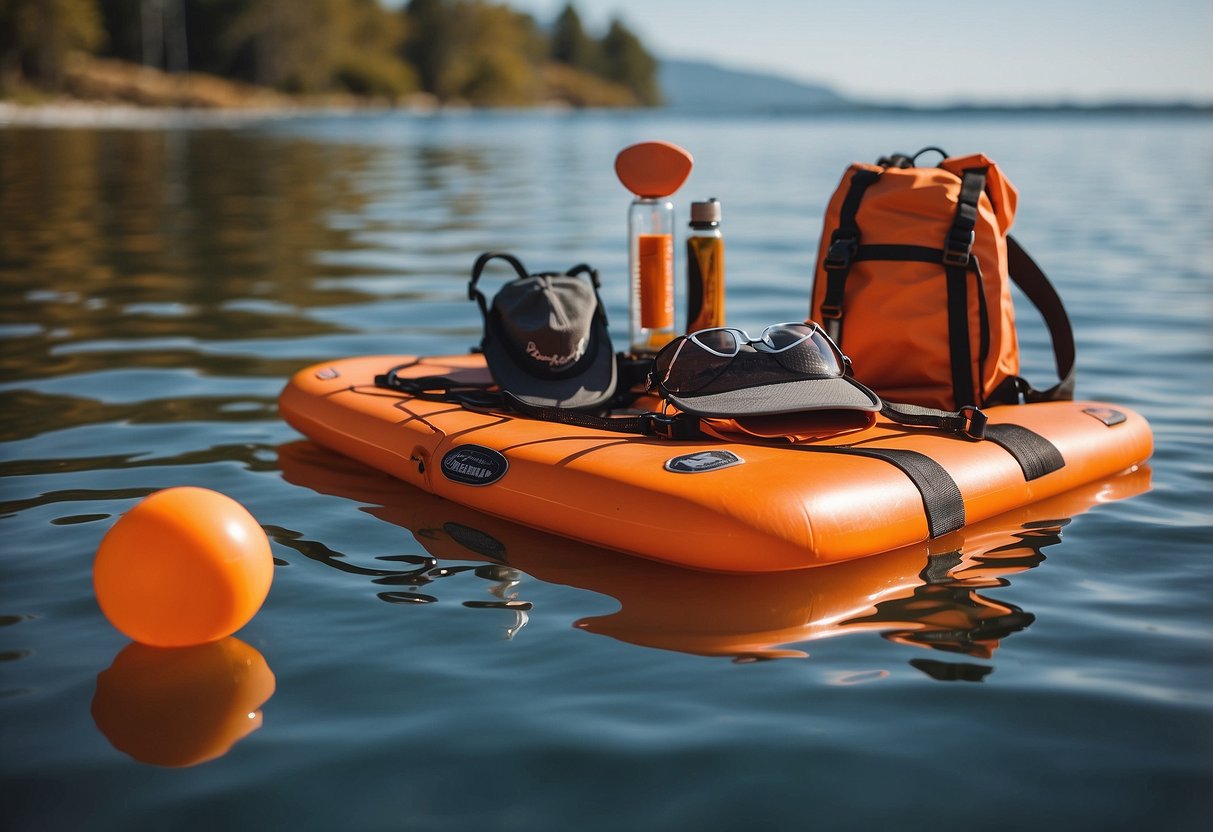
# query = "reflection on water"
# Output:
<box><xmin>0</xmin><ymin>127</ymin><xmax>499</xmax><ymax>410</ymax></box>
<box><xmin>92</xmin><ymin>637</ymin><xmax>275</xmax><ymax>767</ymax></box>
<box><xmin>277</xmin><ymin>440</ymin><xmax>1150</xmax><ymax>672</ymax></box>
<box><xmin>270</xmin><ymin>524</ymin><xmax>534</xmax><ymax>637</ymax></box>
<box><xmin>0</xmin><ymin>130</ymin><xmax>374</xmax><ymax>371</ymax></box>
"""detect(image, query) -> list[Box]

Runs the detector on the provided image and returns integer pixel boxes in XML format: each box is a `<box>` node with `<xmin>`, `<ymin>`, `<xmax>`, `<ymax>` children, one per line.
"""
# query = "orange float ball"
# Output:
<box><xmin>93</xmin><ymin>487</ymin><xmax>273</xmax><ymax>647</ymax></box>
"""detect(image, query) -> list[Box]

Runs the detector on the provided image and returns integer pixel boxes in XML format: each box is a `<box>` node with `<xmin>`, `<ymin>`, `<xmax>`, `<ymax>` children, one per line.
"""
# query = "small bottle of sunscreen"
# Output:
<box><xmin>685</xmin><ymin>198</ymin><xmax>724</xmax><ymax>333</ymax></box>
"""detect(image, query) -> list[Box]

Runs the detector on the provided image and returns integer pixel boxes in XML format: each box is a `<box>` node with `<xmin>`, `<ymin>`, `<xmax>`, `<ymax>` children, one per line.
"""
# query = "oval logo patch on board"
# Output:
<box><xmin>664</xmin><ymin>450</ymin><xmax>744</xmax><ymax>474</ymax></box>
<box><xmin>1082</xmin><ymin>406</ymin><xmax>1127</xmax><ymax>426</ymax></box>
<box><xmin>441</xmin><ymin>446</ymin><xmax>508</xmax><ymax>486</ymax></box>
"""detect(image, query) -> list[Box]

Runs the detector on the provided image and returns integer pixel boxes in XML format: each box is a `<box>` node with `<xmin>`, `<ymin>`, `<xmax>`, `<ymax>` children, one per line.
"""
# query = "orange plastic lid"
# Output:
<box><xmin>615</xmin><ymin>141</ymin><xmax>693</xmax><ymax>198</ymax></box>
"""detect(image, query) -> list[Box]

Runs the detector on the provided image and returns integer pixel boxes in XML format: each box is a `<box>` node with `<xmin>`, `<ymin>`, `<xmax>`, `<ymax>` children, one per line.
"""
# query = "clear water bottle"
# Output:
<box><xmin>627</xmin><ymin>196</ymin><xmax>675</xmax><ymax>354</ymax></box>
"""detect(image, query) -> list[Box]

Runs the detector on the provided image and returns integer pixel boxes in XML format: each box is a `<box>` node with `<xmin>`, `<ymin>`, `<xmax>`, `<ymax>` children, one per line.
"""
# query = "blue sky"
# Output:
<box><xmin>504</xmin><ymin>0</ymin><xmax>1213</xmax><ymax>104</ymax></box>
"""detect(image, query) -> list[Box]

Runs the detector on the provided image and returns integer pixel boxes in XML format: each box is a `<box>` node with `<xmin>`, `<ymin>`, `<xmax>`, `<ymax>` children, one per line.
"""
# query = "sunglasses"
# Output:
<box><xmin>650</xmin><ymin>322</ymin><xmax>849</xmax><ymax>396</ymax></box>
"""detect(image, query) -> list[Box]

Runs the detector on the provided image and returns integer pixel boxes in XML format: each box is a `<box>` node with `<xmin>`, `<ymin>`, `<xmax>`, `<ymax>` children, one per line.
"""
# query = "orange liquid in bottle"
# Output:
<box><xmin>637</xmin><ymin>233</ymin><xmax>674</xmax><ymax>331</ymax></box>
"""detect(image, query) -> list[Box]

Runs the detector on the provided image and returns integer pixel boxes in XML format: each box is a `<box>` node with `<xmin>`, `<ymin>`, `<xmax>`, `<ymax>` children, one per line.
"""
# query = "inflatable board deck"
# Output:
<box><xmin>279</xmin><ymin>354</ymin><xmax>1153</xmax><ymax>573</ymax></box>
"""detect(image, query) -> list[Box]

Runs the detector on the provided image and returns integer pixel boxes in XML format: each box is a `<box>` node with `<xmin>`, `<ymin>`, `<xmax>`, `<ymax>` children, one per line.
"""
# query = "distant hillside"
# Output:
<box><xmin>658</xmin><ymin>58</ymin><xmax>849</xmax><ymax>113</ymax></box>
<box><xmin>657</xmin><ymin>59</ymin><xmax>1213</xmax><ymax>115</ymax></box>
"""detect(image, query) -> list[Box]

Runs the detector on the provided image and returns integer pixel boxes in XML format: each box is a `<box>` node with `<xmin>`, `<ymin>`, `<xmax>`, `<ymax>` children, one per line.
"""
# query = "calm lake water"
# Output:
<box><xmin>1</xmin><ymin>110</ymin><xmax>1210</xmax><ymax>830</ymax></box>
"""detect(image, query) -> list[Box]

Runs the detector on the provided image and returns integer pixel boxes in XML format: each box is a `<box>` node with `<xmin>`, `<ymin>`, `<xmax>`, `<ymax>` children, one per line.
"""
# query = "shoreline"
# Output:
<box><xmin>4</xmin><ymin>99</ymin><xmax>1209</xmax><ymax>129</ymax></box>
<box><xmin>0</xmin><ymin>99</ymin><xmax>421</xmax><ymax>129</ymax></box>
<box><xmin>3</xmin><ymin>57</ymin><xmax>1206</xmax><ymax>129</ymax></box>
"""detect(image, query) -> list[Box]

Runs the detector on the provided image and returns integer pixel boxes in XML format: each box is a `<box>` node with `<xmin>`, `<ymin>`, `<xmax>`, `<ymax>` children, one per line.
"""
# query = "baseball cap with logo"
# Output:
<box><xmin>470</xmin><ymin>252</ymin><xmax>617</xmax><ymax>410</ymax></box>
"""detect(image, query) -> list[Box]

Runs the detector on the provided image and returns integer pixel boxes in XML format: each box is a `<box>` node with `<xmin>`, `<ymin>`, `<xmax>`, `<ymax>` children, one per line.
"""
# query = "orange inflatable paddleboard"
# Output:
<box><xmin>278</xmin><ymin>354</ymin><xmax>1152</xmax><ymax>573</ymax></box>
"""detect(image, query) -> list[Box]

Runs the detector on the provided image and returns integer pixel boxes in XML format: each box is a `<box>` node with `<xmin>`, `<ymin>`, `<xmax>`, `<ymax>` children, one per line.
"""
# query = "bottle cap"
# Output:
<box><xmin>615</xmin><ymin>141</ymin><xmax>693</xmax><ymax>198</ymax></box>
<box><xmin>690</xmin><ymin>198</ymin><xmax>721</xmax><ymax>225</ymax></box>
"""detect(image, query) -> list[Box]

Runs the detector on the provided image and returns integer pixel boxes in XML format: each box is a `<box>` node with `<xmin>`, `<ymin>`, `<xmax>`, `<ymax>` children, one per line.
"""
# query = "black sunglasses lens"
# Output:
<box><xmin>765</xmin><ymin>324</ymin><xmax>812</xmax><ymax>350</ymax></box>
<box><xmin>771</xmin><ymin>328</ymin><xmax>845</xmax><ymax>376</ymax></box>
<box><xmin>654</xmin><ymin>336</ymin><xmax>734</xmax><ymax>394</ymax></box>
<box><xmin>693</xmin><ymin>328</ymin><xmax>740</xmax><ymax>354</ymax></box>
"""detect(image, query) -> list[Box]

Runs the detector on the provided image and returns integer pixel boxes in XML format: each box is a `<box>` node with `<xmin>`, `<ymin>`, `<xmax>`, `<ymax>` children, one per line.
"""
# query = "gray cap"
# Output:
<box><xmin>690</xmin><ymin>198</ymin><xmax>721</xmax><ymax>224</ymax></box>
<box><xmin>482</xmin><ymin>273</ymin><xmax>617</xmax><ymax>410</ymax></box>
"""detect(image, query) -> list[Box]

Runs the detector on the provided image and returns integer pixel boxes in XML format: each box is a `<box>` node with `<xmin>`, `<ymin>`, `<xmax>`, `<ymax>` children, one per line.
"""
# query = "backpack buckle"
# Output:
<box><xmin>959</xmin><ymin>405</ymin><xmax>988</xmax><ymax>440</ymax></box>
<box><xmin>824</xmin><ymin>235</ymin><xmax>857</xmax><ymax>270</ymax></box>
<box><xmin>642</xmin><ymin>412</ymin><xmax>680</xmax><ymax>439</ymax></box>
<box><xmin>943</xmin><ymin>229</ymin><xmax>975</xmax><ymax>266</ymax></box>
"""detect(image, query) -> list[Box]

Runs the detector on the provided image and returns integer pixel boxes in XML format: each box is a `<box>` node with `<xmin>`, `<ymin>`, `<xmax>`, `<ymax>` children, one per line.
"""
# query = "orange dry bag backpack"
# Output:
<box><xmin>809</xmin><ymin>147</ymin><xmax>1076</xmax><ymax>411</ymax></box>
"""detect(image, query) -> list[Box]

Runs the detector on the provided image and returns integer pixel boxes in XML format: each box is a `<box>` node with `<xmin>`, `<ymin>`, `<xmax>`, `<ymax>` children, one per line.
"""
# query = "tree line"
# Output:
<box><xmin>0</xmin><ymin>0</ymin><xmax>662</xmax><ymax>106</ymax></box>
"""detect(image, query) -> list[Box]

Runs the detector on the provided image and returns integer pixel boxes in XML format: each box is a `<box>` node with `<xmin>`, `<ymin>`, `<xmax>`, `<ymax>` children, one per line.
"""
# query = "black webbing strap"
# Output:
<box><xmin>853</xmin><ymin>244</ymin><xmax>943</xmax><ymax>264</ymax></box>
<box><xmin>878</xmin><ymin>399</ymin><xmax>1064</xmax><ymax>480</ymax></box>
<box><xmin>820</xmin><ymin>168</ymin><xmax>881</xmax><ymax>343</ymax></box>
<box><xmin>943</xmin><ymin>168</ymin><xmax>989</xmax><ymax>409</ymax></box>
<box><xmin>945</xmin><ymin>265</ymin><xmax>976</xmax><ymax>407</ymax></box>
<box><xmin>998</xmin><ymin>236</ymin><xmax>1077</xmax><ymax>404</ymax></box>
<box><xmin>793</xmin><ymin>446</ymin><xmax>965</xmax><ymax>538</ymax></box>
<box><xmin>984</xmin><ymin>423</ymin><xmax>1066</xmax><ymax>481</ymax></box>
<box><xmin>973</xmin><ymin>256</ymin><xmax>991</xmax><ymax>367</ymax></box>
<box><xmin>374</xmin><ymin>365</ymin><xmax>505</xmax><ymax>410</ymax></box>
<box><xmin>881</xmin><ymin>400</ymin><xmax>988</xmax><ymax>439</ymax></box>
<box><xmin>503</xmin><ymin>393</ymin><xmax>706</xmax><ymax>439</ymax></box>
<box><xmin>947</xmin><ymin>168</ymin><xmax>987</xmax><ymax>267</ymax></box>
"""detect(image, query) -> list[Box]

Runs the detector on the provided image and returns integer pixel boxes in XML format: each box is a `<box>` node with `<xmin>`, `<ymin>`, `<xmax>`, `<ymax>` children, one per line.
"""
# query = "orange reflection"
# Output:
<box><xmin>92</xmin><ymin>637</ymin><xmax>275</xmax><ymax>767</ymax></box>
<box><xmin>278</xmin><ymin>440</ymin><xmax>1149</xmax><ymax>662</ymax></box>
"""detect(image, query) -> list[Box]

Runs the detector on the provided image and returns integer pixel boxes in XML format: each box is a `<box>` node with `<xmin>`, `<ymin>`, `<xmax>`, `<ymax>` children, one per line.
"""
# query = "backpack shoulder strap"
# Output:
<box><xmin>820</xmin><ymin>168</ymin><xmax>882</xmax><ymax>343</ymax></box>
<box><xmin>942</xmin><ymin>167</ymin><xmax>989</xmax><ymax>408</ymax></box>
<box><xmin>994</xmin><ymin>236</ymin><xmax>1077</xmax><ymax>403</ymax></box>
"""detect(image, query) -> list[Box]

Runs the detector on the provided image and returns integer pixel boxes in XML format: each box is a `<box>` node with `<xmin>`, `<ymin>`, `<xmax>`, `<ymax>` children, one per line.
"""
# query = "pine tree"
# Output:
<box><xmin>401</xmin><ymin>0</ymin><xmax>453</xmax><ymax>95</ymax></box>
<box><xmin>403</xmin><ymin>0</ymin><xmax>544</xmax><ymax>104</ymax></box>
<box><xmin>598</xmin><ymin>17</ymin><xmax>659</xmax><ymax>106</ymax></box>
<box><xmin>550</xmin><ymin>3</ymin><xmax>595</xmax><ymax>70</ymax></box>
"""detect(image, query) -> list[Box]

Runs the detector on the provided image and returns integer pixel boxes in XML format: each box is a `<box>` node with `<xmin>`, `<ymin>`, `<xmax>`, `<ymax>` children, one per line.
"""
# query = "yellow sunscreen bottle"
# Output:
<box><xmin>686</xmin><ymin>198</ymin><xmax>725</xmax><ymax>333</ymax></box>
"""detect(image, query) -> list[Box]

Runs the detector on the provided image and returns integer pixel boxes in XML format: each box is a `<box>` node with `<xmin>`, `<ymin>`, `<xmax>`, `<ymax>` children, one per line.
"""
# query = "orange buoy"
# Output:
<box><xmin>93</xmin><ymin>487</ymin><xmax>273</xmax><ymax>647</ymax></box>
